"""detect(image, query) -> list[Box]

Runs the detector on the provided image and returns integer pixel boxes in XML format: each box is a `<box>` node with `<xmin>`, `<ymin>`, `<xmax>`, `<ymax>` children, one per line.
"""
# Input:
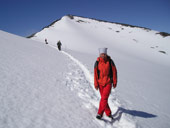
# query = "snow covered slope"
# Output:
<box><xmin>0</xmin><ymin>29</ymin><xmax>139</xmax><ymax>128</ymax></box>
<box><xmin>29</xmin><ymin>15</ymin><xmax>170</xmax><ymax>128</ymax></box>
<box><xmin>30</xmin><ymin>15</ymin><xmax>170</xmax><ymax>61</ymax></box>
<box><xmin>0</xmin><ymin>30</ymin><xmax>103</xmax><ymax>128</ymax></box>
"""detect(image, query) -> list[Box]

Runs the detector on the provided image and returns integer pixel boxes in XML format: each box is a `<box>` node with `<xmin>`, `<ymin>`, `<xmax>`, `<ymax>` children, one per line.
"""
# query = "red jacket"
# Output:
<box><xmin>94</xmin><ymin>56</ymin><xmax>117</xmax><ymax>88</ymax></box>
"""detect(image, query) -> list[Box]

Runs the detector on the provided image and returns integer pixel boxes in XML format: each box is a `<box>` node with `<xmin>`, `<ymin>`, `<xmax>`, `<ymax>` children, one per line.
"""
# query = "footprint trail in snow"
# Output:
<box><xmin>50</xmin><ymin>46</ymin><xmax>136</xmax><ymax>128</ymax></box>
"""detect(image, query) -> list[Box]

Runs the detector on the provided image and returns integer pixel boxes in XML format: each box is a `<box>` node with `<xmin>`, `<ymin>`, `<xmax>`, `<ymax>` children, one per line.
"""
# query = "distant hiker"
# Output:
<box><xmin>45</xmin><ymin>39</ymin><xmax>48</xmax><ymax>44</ymax></box>
<box><xmin>94</xmin><ymin>48</ymin><xmax>117</xmax><ymax>120</ymax></box>
<box><xmin>57</xmin><ymin>40</ymin><xmax>62</xmax><ymax>51</ymax></box>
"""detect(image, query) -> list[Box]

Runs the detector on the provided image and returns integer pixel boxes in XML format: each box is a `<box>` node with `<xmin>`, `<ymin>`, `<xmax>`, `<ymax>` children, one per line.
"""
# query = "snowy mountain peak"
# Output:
<box><xmin>29</xmin><ymin>15</ymin><xmax>170</xmax><ymax>62</ymax></box>
<box><xmin>60</xmin><ymin>14</ymin><xmax>170</xmax><ymax>37</ymax></box>
<box><xmin>66</xmin><ymin>15</ymin><xmax>151</xmax><ymax>30</ymax></box>
<box><xmin>28</xmin><ymin>14</ymin><xmax>170</xmax><ymax>38</ymax></box>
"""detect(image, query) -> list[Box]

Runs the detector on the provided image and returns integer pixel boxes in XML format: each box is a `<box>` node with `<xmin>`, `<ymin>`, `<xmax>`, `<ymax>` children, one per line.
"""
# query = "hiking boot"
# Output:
<box><xmin>108</xmin><ymin>115</ymin><xmax>113</xmax><ymax>120</ymax></box>
<box><xmin>96</xmin><ymin>114</ymin><xmax>102</xmax><ymax>119</ymax></box>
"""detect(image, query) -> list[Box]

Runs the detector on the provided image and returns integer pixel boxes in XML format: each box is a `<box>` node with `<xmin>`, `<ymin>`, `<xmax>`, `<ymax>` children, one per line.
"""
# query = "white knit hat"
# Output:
<box><xmin>98</xmin><ymin>48</ymin><xmax>108</xmax><ymax>54</ymax></box>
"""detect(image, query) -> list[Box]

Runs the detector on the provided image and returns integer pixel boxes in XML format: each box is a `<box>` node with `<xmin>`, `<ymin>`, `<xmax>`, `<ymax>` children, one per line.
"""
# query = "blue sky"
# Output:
<box><xmin>0</xmin><ymin>0</ymin><xmax>170</xmax><ymax>37</ymax></box>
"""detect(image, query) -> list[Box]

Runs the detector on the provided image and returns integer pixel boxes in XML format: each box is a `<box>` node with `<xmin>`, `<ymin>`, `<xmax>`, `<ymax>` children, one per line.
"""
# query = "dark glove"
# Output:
<box><xmin>95</xmin><ymin>86</ymin><xmax>99</xmax><ymax>90</ymax></box>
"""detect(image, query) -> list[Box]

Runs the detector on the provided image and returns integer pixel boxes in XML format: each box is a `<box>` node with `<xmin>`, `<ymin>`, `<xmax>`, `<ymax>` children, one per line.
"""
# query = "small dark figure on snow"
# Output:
<box><xmin>45</xmin><ymin>39</ymin><xmax>48</xmax><ymax>44</ymax></box>
<box><xmin>57</xmin><ymin>40</ymin><xmax>62</xmax><ymax>51</ymax></box>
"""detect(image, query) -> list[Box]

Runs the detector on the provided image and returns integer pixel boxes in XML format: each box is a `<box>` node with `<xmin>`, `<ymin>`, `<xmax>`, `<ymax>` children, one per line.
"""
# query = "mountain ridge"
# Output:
<box><xmin>28</xmin><ymin>14</ymin><xmax>170</xmax><ymax>57</ymax></box>
<box><xmin>27</xmin><ymin>14</ymin><xmax>170</xmax><ymax>38</ymax></box>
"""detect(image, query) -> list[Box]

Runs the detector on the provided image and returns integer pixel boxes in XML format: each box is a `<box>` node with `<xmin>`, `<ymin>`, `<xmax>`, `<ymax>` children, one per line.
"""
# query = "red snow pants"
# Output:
<box><xmin>98</xmin><ymin>83</ymin><xmax>112</xmax><ymax>116</ymax></box>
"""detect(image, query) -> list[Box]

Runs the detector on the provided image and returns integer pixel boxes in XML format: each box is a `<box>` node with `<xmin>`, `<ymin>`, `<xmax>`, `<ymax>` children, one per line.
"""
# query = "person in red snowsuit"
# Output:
<box><xmin>94</xmin><ymin>48</ymin><xmax>117</xmax><ymax>119</ymax></box>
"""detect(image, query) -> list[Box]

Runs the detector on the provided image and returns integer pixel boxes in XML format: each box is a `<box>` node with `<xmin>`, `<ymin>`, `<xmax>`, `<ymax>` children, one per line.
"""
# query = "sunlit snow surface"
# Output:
<box><xmin>0</xmin><ymin>15</ymin><xmax>170</xmax><ymax>128</ymax></box>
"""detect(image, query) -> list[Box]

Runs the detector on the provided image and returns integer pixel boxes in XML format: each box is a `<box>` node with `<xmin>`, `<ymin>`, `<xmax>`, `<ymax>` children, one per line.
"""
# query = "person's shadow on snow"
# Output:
<box><xmin>112</xmin><ymin>107</ymin><xmax>157</xmax><ymax>122</ymax></box>
<box><xmin>99</xmin><ymin>107</ymin><xmax>157</xmax><ymax>125</ymax></box>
